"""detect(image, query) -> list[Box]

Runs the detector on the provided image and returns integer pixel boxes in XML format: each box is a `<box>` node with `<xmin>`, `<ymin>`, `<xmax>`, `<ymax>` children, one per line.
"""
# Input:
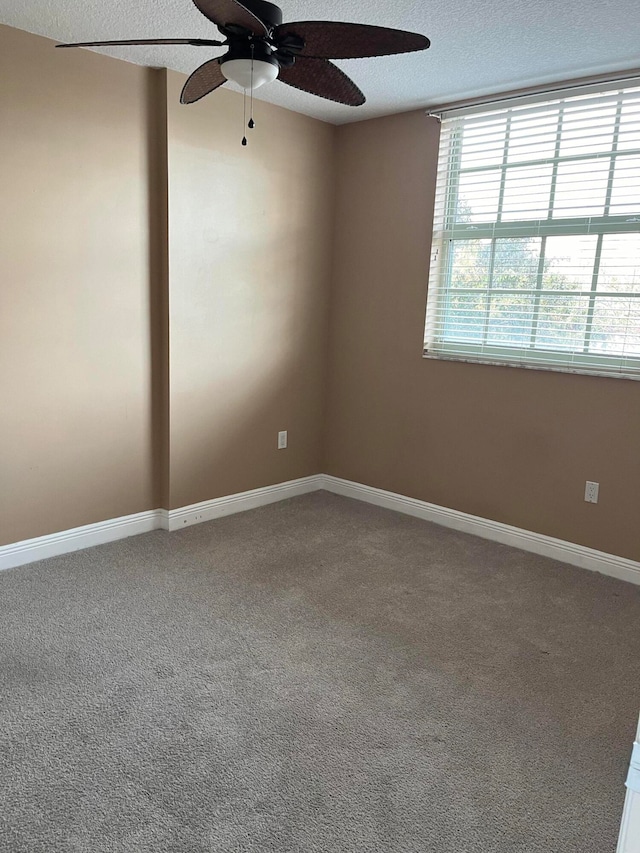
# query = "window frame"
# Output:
<box><xmin>424</xmin><ymin>83</ymin><xmax>640</xmax><ymax>380</ymax></box>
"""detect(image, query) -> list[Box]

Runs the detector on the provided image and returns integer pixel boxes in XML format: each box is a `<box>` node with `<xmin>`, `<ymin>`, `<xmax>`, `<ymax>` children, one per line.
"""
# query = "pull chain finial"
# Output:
<box><xmin>242</xmin><ymin>86</ymin><xmax>247</xmax><ymax>146</ymax></box>
<box><xmin>248</xmin><ymin>43</ymin><xmax>255</xmax><ymax>130</ymax></box>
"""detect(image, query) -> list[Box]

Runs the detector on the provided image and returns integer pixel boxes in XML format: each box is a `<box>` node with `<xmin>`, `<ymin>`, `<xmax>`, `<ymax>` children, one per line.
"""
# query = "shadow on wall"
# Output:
<box><xmin>146</xmin><ymin>69</ymin><xmax>170</xmax><ymax>511</ymax></box>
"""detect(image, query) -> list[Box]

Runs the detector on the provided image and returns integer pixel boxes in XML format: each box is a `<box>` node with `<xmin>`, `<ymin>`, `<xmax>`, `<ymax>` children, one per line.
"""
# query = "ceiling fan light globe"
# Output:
<box><xmin>221</xmin><ymin>58</ymin><xmax>279</xmax><ymax>90</ymax></box>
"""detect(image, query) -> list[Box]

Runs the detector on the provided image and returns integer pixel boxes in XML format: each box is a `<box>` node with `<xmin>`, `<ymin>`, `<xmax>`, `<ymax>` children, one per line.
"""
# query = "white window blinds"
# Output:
<box><xmin>424</xmin><ymin>82</ymin><xmax>640</xmax><ymax>378</ymax></box>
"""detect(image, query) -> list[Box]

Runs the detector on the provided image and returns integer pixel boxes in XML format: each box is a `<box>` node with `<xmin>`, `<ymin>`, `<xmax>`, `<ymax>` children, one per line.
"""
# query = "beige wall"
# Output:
<box><xmin>0</xmin><ymin>26</ymin><xmax>335</xmax><ymax>542</ymax></box>
<box><xmin>165</xmin><ymin>71</ymin><xmax>335</xmax><ymax>509</ymax></box>
<box><xmin>0</xmin><ymin>25</ymin><xmax>154</xmax><ymax>544</ymax></box>
<box><xmin>325</xmin><ymin>110</ymin><xmax>640</xmax><ymax>562</ymax></box>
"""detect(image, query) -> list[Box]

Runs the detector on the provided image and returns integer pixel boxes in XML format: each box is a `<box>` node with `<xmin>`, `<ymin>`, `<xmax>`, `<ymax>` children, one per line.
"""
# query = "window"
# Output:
<box><xmin>424</xmin><ymin>82</ymin><xmax>640</xmax><ymax>379</ymax></box>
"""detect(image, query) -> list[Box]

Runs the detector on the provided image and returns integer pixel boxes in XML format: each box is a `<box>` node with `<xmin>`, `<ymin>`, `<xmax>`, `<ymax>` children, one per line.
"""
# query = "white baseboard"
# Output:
<box><xmin>2</xmin><ymin>473</ymin><xmax>638</xmax><ymax>586</ymax></box>
<box><xmin>165</xmin><ymin>474</ymin><xmax>325</xmax><ymax>532</ymax></box>
<box><xmin>0</xmin><ymin>476</ymin><xmax>324</xmax><ymax>571</ymax></box>
<box><xmin>322</xmin><ymin>475</ymin><xmax>640</xmax><ymax>586</ymax></box>
<box><xmin>0</xmin><ymin>510</ymin><xmax>164</xmax><ymax>572</ymax></box>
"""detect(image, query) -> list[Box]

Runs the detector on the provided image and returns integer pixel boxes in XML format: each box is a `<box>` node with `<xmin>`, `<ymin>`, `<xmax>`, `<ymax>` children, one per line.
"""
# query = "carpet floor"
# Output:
<box><xmin>1</xmin><ymin>491</ymin><xmax>639</xmax><ymax>852</ymax></box>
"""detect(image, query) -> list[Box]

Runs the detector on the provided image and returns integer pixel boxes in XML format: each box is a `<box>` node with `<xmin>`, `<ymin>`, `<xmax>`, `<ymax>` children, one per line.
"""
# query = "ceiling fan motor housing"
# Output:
<box><xmin>222</xmin><ymin>38</ymin><xmax>278</xmax><ymax>65</ymax></box>
<box><xmin>217</xmin><ymin>0</ymin><xmax>291</xmax><ymax>86</ymax></box>
<box><xmin>236</xmin><ymin>0</ymin><xmax>282</xmax><ymax>31</ymax></box>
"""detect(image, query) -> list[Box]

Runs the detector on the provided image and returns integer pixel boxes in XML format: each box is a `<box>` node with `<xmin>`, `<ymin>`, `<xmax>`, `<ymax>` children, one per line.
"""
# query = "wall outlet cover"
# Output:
<box><xmin>585</xmin><ymin>481</ymin><xmax>599</xmax><ymax>503</ymax></box>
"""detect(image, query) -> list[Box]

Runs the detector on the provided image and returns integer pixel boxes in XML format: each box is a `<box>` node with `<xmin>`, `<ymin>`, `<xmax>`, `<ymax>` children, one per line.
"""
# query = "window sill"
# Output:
<box><xmin>422</xmin><ymin>350</ymin><xmax>640</xmax><ymax>381</ymax></box>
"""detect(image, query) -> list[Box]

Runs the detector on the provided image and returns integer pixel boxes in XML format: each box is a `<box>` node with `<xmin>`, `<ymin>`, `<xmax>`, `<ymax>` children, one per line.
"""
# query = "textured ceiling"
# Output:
<box><xmin>2</xmin><ymin>0</ymin><xmax>640</xmax><ymax>124</ymax></box>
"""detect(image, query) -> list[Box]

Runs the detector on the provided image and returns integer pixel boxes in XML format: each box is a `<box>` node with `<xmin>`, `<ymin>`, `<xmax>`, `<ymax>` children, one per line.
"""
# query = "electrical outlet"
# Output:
<box><xmin>584</xmin><ymin>481</ymin><xmax>599</xmax><ymax>504</ymax></box>
<box><xmin>278</xmin><ymin>430</ymin><xmax>287</xmax><ymax>450</ymax></box>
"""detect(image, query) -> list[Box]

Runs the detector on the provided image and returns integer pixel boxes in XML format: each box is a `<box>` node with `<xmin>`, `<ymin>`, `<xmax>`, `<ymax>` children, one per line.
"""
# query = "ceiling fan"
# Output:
<box><xmin>56</xmin><ymin>0</ymin><xmax>431</xmax><ymax>113</ymax></box>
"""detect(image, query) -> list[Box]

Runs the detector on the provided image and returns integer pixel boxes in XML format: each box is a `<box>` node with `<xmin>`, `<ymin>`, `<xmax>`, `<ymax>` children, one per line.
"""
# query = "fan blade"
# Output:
<box><xmin>278</xmin><ymin>57</ymin><xmax>364</xmax><ymax>106</ymax></box>
<box><xmin>181</xmin><ymin>59</ymin><xmax>227</xmax><ymax>104</ymax></box>
<box><xmin>191</xmin><ymin>0</ymin><xmax>268</xmax><ymax>36</ymax></box>
<box><xmin>56</xmin><ymin>38</ymin><xmax>224</xmax><ymax>48</ymax></box>
<box><xmin>274</xmin><ymin>21</ymin><xmax>430</xmax><ymax>60</ymax></box>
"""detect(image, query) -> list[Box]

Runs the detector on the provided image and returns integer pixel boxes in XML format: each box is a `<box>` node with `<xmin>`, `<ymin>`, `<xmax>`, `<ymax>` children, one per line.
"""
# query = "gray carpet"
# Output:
<box><xmin>1</xmin><ymin>492</ymin><xmax>639</xmax><ymax>852</ymax></box>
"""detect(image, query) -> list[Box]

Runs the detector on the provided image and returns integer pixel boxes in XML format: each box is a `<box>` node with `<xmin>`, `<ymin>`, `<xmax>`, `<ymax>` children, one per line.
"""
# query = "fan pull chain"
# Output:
<box><xmin>242</xmin><ymin>87</ymin><xmax>247</xmax><ymax>146</ymax></box>
<box><xmin>248</xmin><ymin>44</ymin><xmax>255</xmax><ymax>129</ymax></box>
